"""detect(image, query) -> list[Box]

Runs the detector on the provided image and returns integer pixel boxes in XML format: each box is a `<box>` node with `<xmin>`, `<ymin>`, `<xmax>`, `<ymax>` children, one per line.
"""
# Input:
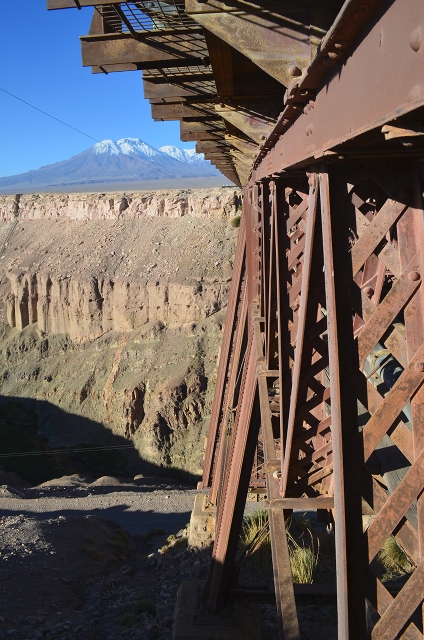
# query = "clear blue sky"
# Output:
<box><xmin>0</xmin><ymin>1</ymin><xmax>194</xmax><ymax>178</ymax></box>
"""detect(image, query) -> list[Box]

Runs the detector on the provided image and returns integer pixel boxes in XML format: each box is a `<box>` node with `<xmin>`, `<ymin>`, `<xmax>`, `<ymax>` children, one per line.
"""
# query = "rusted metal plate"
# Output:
<box><xmin>205</xmin><ymin>334</ymin><xmax>261</xmax><ymax>611</ymax></box>
<box><xmin>152</xmin><ymin>103</ymin><xmax>219</xmax><ymax>120</ymax></box>
<box><xmin>389</xmin><ymin>421</ymin><xmax>414</xmax><ymax>464</ymax></box>
<box><xmin>143</xmin><ymin>80</ymin><xmax>214</xmax><ymax>100</ymax></box>
<box><xmin>320</xmin><ymin>168</ymin><xmax>367</xmax><ymax>638</ymax></box>
<box><xmin>269</xmin><ymin>496</ymin><xmax>334</xmax><ymax>509</ymax></box>
<box><xmin>251</xmin><ymin>0</ymin><xmax>424</xmax><ymax>181</ymax></box>
<box><xmin>215</xmin><ymin>103</ymin><xmax>279</xmax><ymax>145</ymax></box>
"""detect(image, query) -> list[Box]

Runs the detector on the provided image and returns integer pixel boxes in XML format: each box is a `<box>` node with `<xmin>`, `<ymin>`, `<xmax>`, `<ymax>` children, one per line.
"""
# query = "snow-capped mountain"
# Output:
<box><xmin>0</xmin><ymin>138</ymin><xmax>219</xmax><ymax>191</ymax></box>
<box><xmin>159</xmin><ymin>145</ymin><xmax>204</xmax><ymax>165</ymax></box>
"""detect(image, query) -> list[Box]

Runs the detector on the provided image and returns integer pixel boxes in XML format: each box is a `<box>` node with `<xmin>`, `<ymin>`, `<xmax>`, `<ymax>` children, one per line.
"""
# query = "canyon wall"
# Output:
<box><xmin>0</xmin><ymin>188</ymin><xmax>239</xmax><ymax>477</ymax></box>
<box><xmin>0</xmin><ymin>188</ymin><xmax>237</xmax><ymax>222</ymax></box>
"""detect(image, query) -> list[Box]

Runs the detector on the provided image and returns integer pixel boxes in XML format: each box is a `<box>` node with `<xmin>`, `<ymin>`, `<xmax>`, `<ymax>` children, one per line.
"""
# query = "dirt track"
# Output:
<box><xmin>0</xmin><ymin>476</ymin><xmax>196</xmax><ymax>537</ymax></box>
<box><xmin>0</xmin><ymin>475</ymin><xmax>202</xmax><ymax>640</ymax></box>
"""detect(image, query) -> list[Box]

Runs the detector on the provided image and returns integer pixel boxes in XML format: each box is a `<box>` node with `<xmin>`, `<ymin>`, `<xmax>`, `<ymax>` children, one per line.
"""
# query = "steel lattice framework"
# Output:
<box><xmin>47</xmin><ymin>0</ymin><xmax>424</xmax><ymax>636</ymax></box>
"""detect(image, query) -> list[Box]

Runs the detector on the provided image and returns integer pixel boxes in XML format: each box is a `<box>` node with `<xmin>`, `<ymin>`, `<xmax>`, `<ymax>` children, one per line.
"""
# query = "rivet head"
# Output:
<box><xmin>410</xmin><ymin>26</ymin><xmax>422</xmax><ymax>52</ymax></box>
<box><xmin>408</xmin><ymin>271</ymin><xmax>421</xmax><ymax>281</ymax></box>
<box><xmin>288</xmin><ymin>65</ymin><xmax>302</xmax><ymax>77</ymax></box>
<box><xmin>415</xmin><ymin>362</ymin><xmax>424</xmax><ymax>372</ymax></box>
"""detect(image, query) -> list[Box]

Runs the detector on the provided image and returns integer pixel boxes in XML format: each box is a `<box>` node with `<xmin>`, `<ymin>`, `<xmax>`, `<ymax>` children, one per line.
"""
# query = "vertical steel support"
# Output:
<box><xmin>202</xmin><ymin>215</ymin><xmax>246</xmax><ymax>492</ymax></box>
<box><xmin>319</xmin><ymin>166</ymin><xmax>367</xmax><ymax>638</ymax></box>
<box><xmin>204</xmin><ymin>333</ymin><xmax>261</xmax><ymax>611</ymax></box>
<box><xmin>281</xmin><ymin>174</ymin><xmax>318</xmax><ymax>494</ymax></box>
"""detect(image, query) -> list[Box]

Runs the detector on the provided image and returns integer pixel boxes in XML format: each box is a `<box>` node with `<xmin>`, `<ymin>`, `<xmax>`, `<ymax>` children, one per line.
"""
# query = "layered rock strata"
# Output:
<box><xmin>0</xmin><ymin>188</ymin><xmax>239</xmax><ymax>476</ymax></box>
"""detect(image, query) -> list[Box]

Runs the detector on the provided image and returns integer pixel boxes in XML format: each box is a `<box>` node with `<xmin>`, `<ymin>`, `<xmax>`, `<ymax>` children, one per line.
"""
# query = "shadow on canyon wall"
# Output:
<box><xmin>0</xmin><ymin>395</ymin><xmax>200</xmax><ymax>486</ymax></box>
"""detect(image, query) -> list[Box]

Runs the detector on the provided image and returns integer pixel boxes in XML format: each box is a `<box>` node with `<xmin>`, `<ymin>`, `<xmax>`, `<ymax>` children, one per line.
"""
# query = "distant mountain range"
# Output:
<box><xmin>0</xmin><ymin>138</ymin><xmax>220</xmax><ymax>190</ymax></box>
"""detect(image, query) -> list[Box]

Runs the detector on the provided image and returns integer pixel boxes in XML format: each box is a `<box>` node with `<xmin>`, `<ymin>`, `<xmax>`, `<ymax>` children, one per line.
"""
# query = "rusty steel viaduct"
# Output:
<box><xmin>47</xmin><ymin>0</ymin><xmax>424</xmax><ymax>637</ymax></box>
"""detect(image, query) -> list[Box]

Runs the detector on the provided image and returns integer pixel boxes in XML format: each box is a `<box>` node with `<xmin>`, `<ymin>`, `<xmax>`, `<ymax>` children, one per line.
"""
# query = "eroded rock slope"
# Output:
<box><xmin>0</xmin><ymin>188</ymin><xmax>239</xmax><ymax>476</ymax></box>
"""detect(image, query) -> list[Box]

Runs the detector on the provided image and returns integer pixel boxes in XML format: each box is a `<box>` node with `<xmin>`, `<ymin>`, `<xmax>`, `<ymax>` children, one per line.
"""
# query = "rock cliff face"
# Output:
<box><xmin>0</xmin><ymin>188</ymin><xmax>236</xmax><ymax>222</ymax></box>
<box><xmin>0</xmin><ymin>188</ymin><xmax>239</xmax><ymax>476</ymax></box>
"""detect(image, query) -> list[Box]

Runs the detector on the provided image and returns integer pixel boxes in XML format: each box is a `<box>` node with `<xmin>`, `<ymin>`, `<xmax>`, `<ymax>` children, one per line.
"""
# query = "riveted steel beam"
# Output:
<box><xmin>186</xmin><ymin>0</ymin><xmax>341</xmax><ymax>87</ymax></box>
<box><xmin>195</xmin><ymin>140</ymin><xmax>227</xmax><ymax>152</ymax></box>
<box><xmin>143</xmin><ymin>79</ymin><xmax>215</xmax><ymax>101</ymax></box>
<box><xmin>80</xmin><ymin>33</ymin><xmax>209</xmax><ymax>68</ymax></box>
<box><xmin>215</xmin><ymin>101</ymin><xmax>279</xmax><ymax>145</ymax></box>
<box><xmin>225</xmin><ymin>135</ymin><xmax>258</xmax><ymax>157</ymax></box>
<box><xmin>180</xmin><ymin>130</ymin><xmax>223</xmax><ymax>141</ymax></box>
<box><xmin>250</xmin><ymin>0</ymin><xmax>424</xmax><ymax>182</ymax></box>
<box><xmin>151</xmin><ymin>102</ymin><xmax>219</xmax><ymax>120</ymax></box>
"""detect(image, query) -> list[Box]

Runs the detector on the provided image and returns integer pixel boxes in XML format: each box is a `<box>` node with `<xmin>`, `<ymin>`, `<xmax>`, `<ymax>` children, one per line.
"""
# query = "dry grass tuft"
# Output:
<box><xmin>378</xmin><ymin>536</ymin><xmax>414</xmax><ymax>580</ymax></box>
<box><xmin>238</xmin><ymin>510</ymin><xmax>320</xmax><ymax>584</ymax></box>
<box><xmin>286</xmin><ymin>528</ymin><xmax>319</xmax><ymax>584</ymax></box>
<box><xmin>230</xmin><ymin>216</ymin><xmax>241</xmax><ymax>228</ymax></box>
<box><xmin>238</xmin><ymin>510</ymin><xmax>272</xmax><ymax>578</ymax></box>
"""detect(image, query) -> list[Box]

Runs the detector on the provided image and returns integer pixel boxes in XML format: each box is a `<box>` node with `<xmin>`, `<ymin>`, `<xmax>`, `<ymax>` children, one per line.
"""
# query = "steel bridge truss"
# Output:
<box><xmin>203</xmin><ymin>159</ymin><xmax>424</xmax><ymax>638</ymax></box>
<box><xmin>47</xmin><ymin>0</ymin><xmax>424</xmax><ymax>636</ymax></box>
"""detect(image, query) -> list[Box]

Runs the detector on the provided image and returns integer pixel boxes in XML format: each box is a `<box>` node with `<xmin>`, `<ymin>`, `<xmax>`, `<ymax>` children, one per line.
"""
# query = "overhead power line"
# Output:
<box><xmin>0</xmin><ymin>85</ymin><xmax>212</xmax><ymax>187</ymax></box>
<box><xmin>0</xmin><ymin>444</ymin><xmax>134</xmax><ymax>458</ymax></box>
<box><xmin>0</xmin><ymin>86</ymin><xmax>98</xmax><ymax>143</ymax></box>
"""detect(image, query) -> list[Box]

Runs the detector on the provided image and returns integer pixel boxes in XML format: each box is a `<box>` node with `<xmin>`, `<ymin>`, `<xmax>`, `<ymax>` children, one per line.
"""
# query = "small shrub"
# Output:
<box><xmin>161</xmin><ymin>536</ymin><xmax>187</xmax><ymax>554</ymax></box>
<box><xmin>230</xmin><ymin>216</ymin><xmax>241</xmax><ymax>228</ymax></box>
